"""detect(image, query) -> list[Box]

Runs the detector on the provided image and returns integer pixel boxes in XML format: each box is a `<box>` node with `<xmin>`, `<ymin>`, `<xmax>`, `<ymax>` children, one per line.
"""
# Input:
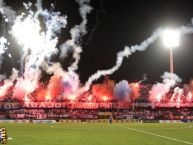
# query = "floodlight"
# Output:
<box><xmin>162</xmin><ymin>29</ymin><xmax>180</xmax><ymax>48</ymax></box>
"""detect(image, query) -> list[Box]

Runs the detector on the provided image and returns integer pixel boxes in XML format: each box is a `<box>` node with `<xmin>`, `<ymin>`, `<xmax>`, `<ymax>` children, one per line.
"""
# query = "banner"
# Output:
<box><xmin>0</xmin><ymin>102</ymin><xmax>131</xmax><ymax>109</ymax></box>
<box><xmin>133</xmin><ymin>103</ymin><xmax>193</xmax><ymax>108</ymax></box>
<box><xmin>0</xmin><ymin>102</ymin><xmax>193</xmax><ymax>109</ymax></box>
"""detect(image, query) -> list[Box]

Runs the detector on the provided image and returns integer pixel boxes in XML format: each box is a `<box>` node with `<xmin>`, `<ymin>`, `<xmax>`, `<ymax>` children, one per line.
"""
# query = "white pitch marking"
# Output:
<box><xmin>149</xmin><ymin>125</ymin><xmax>193</xmax><ymax>130</ymax></box>
<box><xmin>7</xmin><ymin>137</ymin><xmax>13</xmax><ymax>140</ymax></box>
<box><xmin>169</xmin><ymin>125</ymin><xmax>192</xmax><ymax>129</ymax></box>
<box><xmin>117</xmin><ymin>125</ymin><xmax>193</xmax><ymax>145</ymax></box>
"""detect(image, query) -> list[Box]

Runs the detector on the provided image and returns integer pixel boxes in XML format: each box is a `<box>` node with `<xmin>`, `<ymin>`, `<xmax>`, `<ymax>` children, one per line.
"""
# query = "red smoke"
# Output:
<box><xmin>46</xmin><ymin>75</ymin><xmax>63</xmax><ymax>100</ymax></box>
<box><xmin>130</xmin><ymin>83</ymin><xmax>140</xmax><ymax>100</ymax></box>
<box><xmin>92</xmin><ymin>78</ymin><xmax>115</xmax><ymax>101</ymax></box>
<box><xmin>36</xmin><ymin>88</ymin><xmax>47</xmax><ymax>101</ymax></box>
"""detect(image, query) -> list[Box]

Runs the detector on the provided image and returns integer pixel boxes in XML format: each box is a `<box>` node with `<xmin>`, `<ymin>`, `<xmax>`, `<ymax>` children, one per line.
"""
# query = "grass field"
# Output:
<box><xmin>2</xmin><ymin>122</ymin><xmax>193</xmax><ymax>145</ymax></box>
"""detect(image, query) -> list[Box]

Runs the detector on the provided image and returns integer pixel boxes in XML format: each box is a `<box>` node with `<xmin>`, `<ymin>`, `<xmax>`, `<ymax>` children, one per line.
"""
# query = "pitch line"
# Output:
<box><xmin>147</xmin><ymin>125</ymin><xmax>193</xmax><ymax>130</ymax></box>
<box><xmin>117</xmin><ymin>125</ymin><xmax>193</xmax><ymax>145</ymax></box>
<box><xmin>118</xmin><ymin>123</ymin><xmax>193</xmax><ymax>129</ymax></box>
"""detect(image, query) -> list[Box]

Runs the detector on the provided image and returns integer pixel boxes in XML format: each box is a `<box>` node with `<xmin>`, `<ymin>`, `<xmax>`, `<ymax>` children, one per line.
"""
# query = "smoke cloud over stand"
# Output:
<box><xmin>0</xmin><ymin>0</ymin><xmax>192</xmax><ymax>103</ymax></box>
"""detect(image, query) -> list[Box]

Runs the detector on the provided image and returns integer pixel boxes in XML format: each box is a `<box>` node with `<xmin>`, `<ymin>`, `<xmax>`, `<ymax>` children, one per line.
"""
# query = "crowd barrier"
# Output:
<box><xmin>143</xmin><ymin>120</ymin><xmax>159</xmax><ymax>123</ymax></box>
<box><xmin>159</xmin><ymin>120</ymin><xmax>182</xmax><ymax>123</ymax></box>
<box><xmin>181</xmin><ymin>120</ymin><xmax>193</xmax><ymax>123</ymax></box>
<box><xmin>0</xmin><ymin>119</ymin><xmax>56</xmax><ymax>123</ymax></box>
<box><xmin>59</xmin><ymin>119</ymin><xmax>141</xmax><ymax>123</ymax></box>
<box><xmin>0</xmin><ymin>120</ymin><xmax>30</xmax><ymax>123</ymax></box>
<box><xmin>0</xmin><ymin>119</ymin><xmax>192</xmax><ymax>123</ymax></box>
<box><xmin>0</xmin><ymin>119</ymin><xmax>141</xmax><ymax>123</ymax></box>
<box><xmin>32</xmin><ymin>120</ymin><xmax>56</xmax><ymax>123</ymax></box>
<box><xmin>59</xmin><ymin>119</ymin><xmax>107</xmax><ymax>123</ymax></box>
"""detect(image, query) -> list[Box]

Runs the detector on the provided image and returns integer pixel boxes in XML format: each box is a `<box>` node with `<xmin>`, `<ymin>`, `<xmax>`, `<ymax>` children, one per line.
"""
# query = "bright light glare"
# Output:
<box><xmin>45</xmin><ymin>95</ymin><xmax>51</xmax><ymax>101</ymax></box>
<box><xmin>68</xmin><ymin>95</ymin><xmax>76</xmax><ymax>100</ymax></box>
<box><xmin>11</xmin><ymin>17</ymin><xmax>41</xmax><ymax>49</ymax></box>
<box><xmin>102</xmin><ymin>96</ymin><xmax>108</xmax><ymax>101</ymax></box>
<box><xmin>162</xmin><ymin>29</ymin><xmax>180</xmax><ymax>48</ymax></box>
<box><xmin>156</xmin><ymin>93</ymin><xmax>162</xmax><ymax>102</ymax></box>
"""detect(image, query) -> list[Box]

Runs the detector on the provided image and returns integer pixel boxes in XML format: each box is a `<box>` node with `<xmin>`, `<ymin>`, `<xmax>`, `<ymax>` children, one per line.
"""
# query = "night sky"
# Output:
<box><xmin>2</xmin><ymin>0</ymin><xmax>193</xmax><ymax>84</ymax></box>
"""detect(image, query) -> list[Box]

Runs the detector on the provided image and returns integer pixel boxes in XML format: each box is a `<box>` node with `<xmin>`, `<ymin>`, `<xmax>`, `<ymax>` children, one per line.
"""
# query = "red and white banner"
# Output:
<box><xmin>0</xmin><ymin>102</ymin><xmax>131</xmax><ymax>109</ymax></box>
<box><xmin>0</xmin><ymin>102</ymin><xmax>193</xmax><ymax>109</ymax></box>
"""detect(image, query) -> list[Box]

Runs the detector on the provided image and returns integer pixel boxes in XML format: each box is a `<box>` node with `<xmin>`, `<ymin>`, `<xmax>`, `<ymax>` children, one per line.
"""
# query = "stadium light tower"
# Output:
<box><xmin>162</xmin><ymin>29</ymin><xmax>180</xmax><ymax>80</ymax></box>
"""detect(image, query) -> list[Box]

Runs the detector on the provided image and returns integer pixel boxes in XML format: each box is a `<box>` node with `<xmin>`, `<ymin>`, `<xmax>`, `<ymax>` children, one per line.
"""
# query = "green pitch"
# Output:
<box><xmin>2</xmin><ymin>122</ymin><xmax>193</xmax><ymax>145</ymax></box>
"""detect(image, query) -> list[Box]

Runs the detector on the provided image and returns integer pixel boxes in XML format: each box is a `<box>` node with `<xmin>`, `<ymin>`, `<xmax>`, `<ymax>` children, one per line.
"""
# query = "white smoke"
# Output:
<box><xmin>0</xmin><ymin>37</ymin><xmax>8</xmax><ymax>55</ymax></box>
<box><xmin>46</xmin><ymin>63</ymin><xmax>65</xmax><ymax>76</ymax></box>
<box><xmin>60</xmin><ymin>0</ymin><xmax>92</xmax><ymax>72</ymax></box>
<box><xmin>80</xmin><ymin>28</ymin><xmax>162</xmax><ymax>93</ymax></box>
<box><xmin>13</xmin><ymin>68</ymin><xmax>41</xmax><ymax>100</ymax></box>
<box><xmin>180</xmin><ymin>26</ymin><xmax>193</xmax><ymax>34</ymax></box>
<box><xmin>10</xmin><ymin>1</ymin><xmax>67</xmax><ymax>97</ymax></box>
<box><xmin>170</xmin><ymin>87</ymin><xmax>184</xmax><ymax>102</ymax></box>
<box><xmin>1</xmin><ymin>0</ymin><xmax>193</xmax><ymax>101</ymax></box>
<box><xmin>161</xmin><ymin>72</ymin><xmax>181</xmax><ymax>86</ymax></box>
<box><xmin>0</xmin><ymin>68</ymin><xmax>18</xmax><ymax>100</ymax></box>
<box><xmin>180</xmin><ymin>18</ymin><xmax>193</xmax><ymax>34</ymax></box>
<box><xmin>80</xmin><ymin>21</ymin><xmax>193</xmax><ymax>93</ymax></box>
<box><xmin>150</xmin><ymin>72</ymin><xmax>182</xmax><ymax>102</ymax></box>
<box><xmin>45</xmin><ymin>62</ymin><xmax>80</xmax><ymax>99</ymax></box>
<box><xmin>0</xmin><ymin>0</ymin><xmax>15</xmax><ymax>22</ymax></box>
<box><xmin>0</xmin><ymin>37</ymin><xmax>9</xmax><ymax>68</ymax></box>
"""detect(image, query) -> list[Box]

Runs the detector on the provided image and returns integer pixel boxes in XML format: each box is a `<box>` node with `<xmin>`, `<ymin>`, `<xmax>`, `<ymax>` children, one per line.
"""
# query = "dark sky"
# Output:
<box><xmin>80</xmin><ymin>0</ymin><xmax>193</xmax><ymax>84</ymax></box>
<box><xmin>2</xmin><ymin>0</ymin><xmax>193</xmax><ymax>84</ymax></box>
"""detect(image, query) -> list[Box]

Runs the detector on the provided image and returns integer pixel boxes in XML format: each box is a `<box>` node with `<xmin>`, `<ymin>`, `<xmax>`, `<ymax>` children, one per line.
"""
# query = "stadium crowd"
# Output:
<box><xmin>0</xmin><ymin>82</ymin><xmax>193</xmax><ymax>121</ymax></box>
<box><xmin>0</xmin><ymin>108</ymin><xmax>193</xmax><ymax>121</ymax></box>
